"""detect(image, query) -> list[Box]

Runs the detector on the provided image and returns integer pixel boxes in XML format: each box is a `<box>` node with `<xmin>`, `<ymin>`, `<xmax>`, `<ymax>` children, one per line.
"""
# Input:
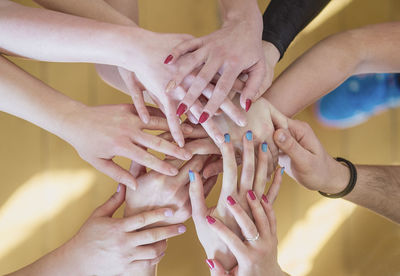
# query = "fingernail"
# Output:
<box><xmin>170</xmin><ymin>167</ymin><xmax>179</xmax><ymax>175</ymax></box>
<box><xmin>189</xmin><ymin>170</ymin><xmax>195</xmax><ymax>182</ymax></box>
<box><xmin>116</xmin><ymin>184</ymin><xmax>121</xmax><ymax>193</ymax></box>
<box><xmin>227</xmin><ymin>195</ymin><xmax>236</xmax><ymax>205</ymax></box>
<box><xmin>206</xmin><ymin>215</ymin><xmax>216</xmax><ymax>224</ymax></box>
<box><xmin>206</xmin><ymin>259</ymin><xmax>214</xmax><ymax>269</ymax></box>
<box><xmin>246</xmin><ymin>130</ymin><xmax>253</xmax><ymax>141</ymax></box>
<box><xmin>262</xmin><ymin>142</ymin><xmax>268</xmax><ymax>152</ymax></box>
<box><xmin>224</xmin><ymin>133</ymin><xmax>230</xmax><ymax>143</ymax></box>
<box><xmin>178</xmin><ymin>225</ymin><xmax>186</xmax><ymax>233</ymax></box>
<box><xmin>262</xmin><ymin>194</ymin><xmax>269</xmax><ymax>204</ymax></box>
<box><xmin>278</xmin><ymin>132</ymin><xmax>286</xmax><ymax>143</ymax></box>
<box><xmin>184</xmin><ymin>151</ymin><xmax>193</xmax><ymax>160</ymax></box>
<box><xmin>164</xmin><ymin>54</ymin><xmax>173</xmax><ymax>64</ymax></box>
<box><xmin>165</xmin><ymin>80</ymin><xmax>176</xmax><ymax>93</ymax></box>
<box><xmin>248</xmin><ymin>190</ymin><xmax>256</xmax><ymax>200</ymax></box>
<box><xmin>164</xmin><ymin>209</ymin><xmax>174</xmax><ymax>217</ymax></box>
<box><xmin>281</xmin><ymin>167</ymin><xmax>285</xmax><ymax>175</ymax></box>
<box><xmin>245</xmin><ymin>99</ymin><xmax>252</xmax><ymax>112</ymax></box>
<box><xmin>199</xmin><ymin>112</ymin><xmax>209</xmax><ymax>123</ymax></box>
<box><xmin>176</xmin><ymin>103</ymin><xmax>187</xmax><ymax>117</ymax></box>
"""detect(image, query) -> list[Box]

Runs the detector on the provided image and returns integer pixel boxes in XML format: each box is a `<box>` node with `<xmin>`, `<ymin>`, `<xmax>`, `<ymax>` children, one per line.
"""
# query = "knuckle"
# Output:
<box><xmin>134</xmin><ymin>214</ymin><xmax>146</xmax><ymax>228</ymax></box>
<box><xmin>146</xmin><ymin>230</ymin><xmax>159</xmax><ymax>242</ymax></box>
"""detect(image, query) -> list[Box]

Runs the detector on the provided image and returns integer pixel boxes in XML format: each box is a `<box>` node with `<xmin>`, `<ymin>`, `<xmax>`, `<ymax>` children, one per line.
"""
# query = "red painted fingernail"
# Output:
<box><xmin>245</xmin><ymin>99</ymin><xmax>252</xmax><ymax>112</ymax></box>
<box><xmin>248</xmin><ymin>190</ymin><xmax>256</xmax><ymax>200</ymax></box>
<box><xmin>164</xmin><ymin>54</ymin><xmax>173</xmax><ymax>64</ymax></box>
<box><xmin>199</xmin><ymin>112</ymin><xmax>209</xmax><ymax>124</ymax></box>
<box><xmin>227</xmin><ymin>195</ymin><xmax>236</xmax><ymax>205</ymax></box>
<box><xmin>206</xmin><ymin>259</ymin><xmax>214</xmax><ymax>269</ymax></box>
<box><xmin>262</xmin><ymin>194</ymin><xmax>269</xmax><ymax>204</ymax></box>
<box><xmin>206</xmin><ymin>215</ymin><xmax>216</xmax><ymax>224</ymax></box>
<box><xmin>176</xmin><ymin>103</ymin><xmax>187</xmax><ymax>116</ymax></box>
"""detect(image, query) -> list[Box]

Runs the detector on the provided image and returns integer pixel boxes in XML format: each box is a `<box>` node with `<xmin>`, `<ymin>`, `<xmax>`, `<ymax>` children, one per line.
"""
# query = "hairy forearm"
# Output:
<box><xmin>0</xmin><ymin>0</ymin><xmax>138</xmax><ymax>67</ymax></box>
<box><xmin>0</xmin><ymin>56</ymin><xmax>84</xmax><ymax>142</ymax></box>
<box><xmin>344</xmin><ymin>165</ymin><xmax>400</xmax><ymax>223</ymax></box>
<box><xmin>265</xmin><ymin>22</ymin><xmax>400</xmax><ymax>118</ymax></box>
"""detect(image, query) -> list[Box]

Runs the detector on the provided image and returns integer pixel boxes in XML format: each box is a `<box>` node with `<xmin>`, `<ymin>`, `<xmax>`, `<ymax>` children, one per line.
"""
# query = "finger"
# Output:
<box><xmin>169</xmin><ymin>49</ymin><xmax>208</xmax><ymax>94</ymax></box>
<box><xmin>288</xmin><ymin>119</ymin><xmax>321</xmax><ymax>153</ymax></box>
<box><xmin>131</xmin><ymin>224</ymin><xmax>187</xmax><ymax>246</ymax></box>
<box><xmin>202</xmin><ymin>159</ymin><xmax>223</xmax><ymax>179</ymax></box>
<box><xmin>165</xmin><ymin>38</ymin><xmax>203</xmax><ymax>65</ymax></box>
<box><xmin>269</xmin><ymin>102</ymin><xmax>289</xmax><ymax>130</ymax></box>
<box><xmin>202</xmin><ymin>67</ymin><xmax>242</xmax><ymax>123</ymax></box>
<box><xmin>129</xmin><ymin>160</ymin><xmax>146</xmax><ymax>178</ymax></box>
<box><xmin>225</xmin><ymin>195</ymin><xmax>258</xmax><ymax>241</ymax></box>
<box><xmin>206</xmin><ymin>215</ymin><xmax>247</xmax><ymax>258</ymax></box>
<box><xmin>93</xmin><ymin>159</ymin><xmax>138</xmax><ymax>190</ymax></box>
<box><xmin>205</xmin><ymin>259</ymin><xmax>227</xmax><ymax>275</ymax></box>
<box><xmin>136</xmin><ymin>132</ymin><xmax>192</xmax><ymax>160</ymax></box>
<box><xmin>246</xmin><ymin>190</ymin><xmax>270</xmax><ymax>237</ymax></box>
<box><xmin>118</xmin><ymin>68</ymin><xmax>150</xmax><ymax>124</ymax></box>
<box><xmin>165</xmin><ymin>99</ymin><xmax>185</xmax><ymax>147</ymax></box>
<box><xmin>184</xmin><ymin>138</ymin><xmax>220</xmax><ymax>156</ymax></box>
<box><xmin>128</xmin><ymin>255</ymin><xmax>164</xmax><ymax>269</ymax></box>
<box><xmin>220</xmin><ymin>133</ymin><xmax>237</xmax><ymax>196</ymax></box>
<box><xmin>129</xmin><ymin>240</ymin><xmax>167</xmax><ymax>260</ymax></box>
<box><xmin>239</xmin><ymin>62</ymin><xmax>265</xmax><ymax>110</ymax></box>
<box><xmin>175</xmin><ymin>155</ymin><xmax>208</xmax><ymax>184</ymax></box>
<box><xmin>116</xmin><ymin>143</ymin><xmax>179</xmax><ymax>176</ymax></box>
<box><xmin>178</xmin><ymin>60</ymin><xmax>221</xmax><ymax>114</ymax></box>
<box><xmin>253</xmin><ymin>142</ymin><xmax>269</xmax><ymax>197</ymax></box>
<box><xmin>146</xmin><ymin>106</ymin><xmax>165</xmax><ymax>118</ymax></box>
<box><xmin>273</xmin><ymin>128</ymin><xmax>314</xmax><ymax>166</ymax></box>
<box><xmin>189</xmin><ymin>170</ymin><xmax>208</xmax><ymax>218</ymax></box>
<box><xmin>92</xmin><ymin>184</ymin><xmax>126</xmax><ymax>217</ymax></box>
<box><xmin>203</xmin><ymin>175</ymin><xmax>219</xmax><ymax>198</ymax></box>
<box><xmin>122</xmin><ymin>207</ymin><xmax>175</xmax><ymax>232</ymax></box>
<box><xmin>186</xmin><ymin>110</ymin><xmax>199</xmax><ymax>124</ymax></box>
<box><xmin>261</xmin><ymin>196</ymin><xmax>278</xmax><ymax>236</ymax></box>
<box><xmin>239</xmin><ymin>131</ymin><xmax>255</xmax><ymax>193</ymax></box>
<box><xmin>265</xmin><ymin>166</ymin><xmax>283</xmax><ymax>205</ymax></box>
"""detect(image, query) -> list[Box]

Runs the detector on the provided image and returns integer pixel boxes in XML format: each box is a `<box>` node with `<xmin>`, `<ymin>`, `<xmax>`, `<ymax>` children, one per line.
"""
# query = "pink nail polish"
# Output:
<box><xmin>199</xmin><ymin>112</ymin><xmax>209</xmax><ymax>124</ymax></box>
<box><xmin>227</xmin><ymin>195</ymin><xmax>236</xmax><ymax>205</ymax></box>
<box><xmin>245</xmin><ymin>99</ymin><xmax>252</xmax><ymax>112</ymax></box>
<box><xmin>164</xmin><ymin>54</ymin><xmax>173</xmax><ymax>64</ymax></box>
<box><xmin>206</xmin><ymin>215</ymin><xmax>216</xmax><ymax>224</ymax></box>
<box><xmin>176</xmin><ymin>103</ymin><xmax>187</xmax><ymax>116</ymax></box>
<box><xmin>206</xmin><ymin>259</ymin><xmax>214</xmax><ymax>269</ymax></box>
<box><xmin>116</xmin><ymin>184</ymin><xmax>121</xmax><ymax>193</ymax></box>
<box><xmin>262</xmin><ymin>194</ymin><xmax>269</xmax><ymax>204</ymax></box>
<box><xmin>248</xmin><ymin>190</ymin><xmax>256</xmax><ymax>200</ymax></box>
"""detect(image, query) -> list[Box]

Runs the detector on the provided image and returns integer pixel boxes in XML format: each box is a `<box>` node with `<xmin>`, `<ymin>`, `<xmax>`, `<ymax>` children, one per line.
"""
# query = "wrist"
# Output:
<box><xmin>262</xmin><ymin>41</ymin><xmax>280</xmax><ymax>66</ymax></box>
<box><xmin>322</xmin><ymin>158</ymin><xmax>350</xmax><ymax>194</ymax></box>
<box><xmin>56</xmin><ymin>101</ymin><xmax>88</xmax><ymax>145</ymax></box>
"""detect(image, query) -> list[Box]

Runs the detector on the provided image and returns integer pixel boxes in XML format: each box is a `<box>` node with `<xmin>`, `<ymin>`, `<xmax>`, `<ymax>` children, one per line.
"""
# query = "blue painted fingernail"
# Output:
<box><xmin>262</xmin><ymin>142</ymin><xmax>268</xmax><ymax>152</ymax></box>
<box><xmin>246</xmin><ymin>130</ymin><xmax>252</xmax><ymax>141</ymax></box>
<box><xmin>224</xmin><ymin>133</ymin><xmax>230</xmax><ymax>143</ymax></box>
<box><xmin>189</xmin><ymin>170</ymin><xmax>195</xmax><ymax>182</ymax></box>
<box><xmin>281</xmin><ymin>167</ymin><xmax>285</xmax><ymax>175</ymax></box>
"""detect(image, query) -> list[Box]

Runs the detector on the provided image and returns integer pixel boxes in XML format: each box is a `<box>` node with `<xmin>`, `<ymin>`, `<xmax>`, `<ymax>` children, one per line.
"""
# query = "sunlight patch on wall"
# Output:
<box><xmin>278</xmin><ymin>198</ymin><xmax>357</xmax><ymax>276</ymax></box>
<box><xmin>0</xmin><ymin>170</ymin><xmax>95</xmax><ymax>259</ymax></box>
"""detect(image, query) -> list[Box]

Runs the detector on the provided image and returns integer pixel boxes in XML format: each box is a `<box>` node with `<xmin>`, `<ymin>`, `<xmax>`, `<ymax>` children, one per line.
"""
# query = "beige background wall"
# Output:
<box><xmin>0</xmin><ymin>0</ymin><xmax>399</xmax><ymax>275</ymax></box>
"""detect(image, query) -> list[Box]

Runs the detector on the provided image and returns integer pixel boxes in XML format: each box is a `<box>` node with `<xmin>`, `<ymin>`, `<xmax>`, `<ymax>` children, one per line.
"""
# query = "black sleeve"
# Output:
<box><xmin>262</xmin><ymin>0</ymin><xmax>330</xmax><ymax>59</ymax></box>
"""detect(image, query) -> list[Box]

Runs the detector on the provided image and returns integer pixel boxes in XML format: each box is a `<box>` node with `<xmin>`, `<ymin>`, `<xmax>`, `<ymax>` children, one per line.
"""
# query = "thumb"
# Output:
<box><xmin>93</xmin><ymin>184</ymin><xmax>126</xmax><ymax>217</ymax></box>
<box><xmin>273</xmin><ymin>128</ymin><xmax>312</xmax><ymax>165</ymax></box>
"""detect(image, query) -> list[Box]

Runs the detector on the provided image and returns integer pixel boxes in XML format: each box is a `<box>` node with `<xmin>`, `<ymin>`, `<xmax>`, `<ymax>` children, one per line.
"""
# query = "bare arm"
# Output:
<box><xmin>264</xmin><ymin>22</ymin><xmax>400</xmax><ymax>117</ymax></box>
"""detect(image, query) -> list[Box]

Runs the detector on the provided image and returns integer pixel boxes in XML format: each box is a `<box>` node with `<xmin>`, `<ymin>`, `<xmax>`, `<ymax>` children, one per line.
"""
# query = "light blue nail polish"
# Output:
<box><xmin>246</xmin><ymin>130</ymin><xmax>252</xmax><ymax>141</ymax></box>
<box><xmin>189</xmin><ymin>170</ymin><xmax>195</xmax><ymax>182</ymax></box>
<box><xmin>224</xmin><ymin>133</ymin><xmax>230</xmax><ymax>143</ymax></box>
<box><xmin>281</xmin><ymin>167</ymin><xmax>285</xmax><ymax>175</ymax></box>
<box><xmin>262</xmin><ymin>142</ymin><xmax>268</xmax><ymax>152</ymax></box>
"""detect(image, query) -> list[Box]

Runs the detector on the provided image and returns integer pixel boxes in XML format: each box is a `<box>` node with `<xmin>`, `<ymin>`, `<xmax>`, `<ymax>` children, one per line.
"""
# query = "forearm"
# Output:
<box><xmin>0</xmin><ymin>0</ymin><xmax>138</xmax><ymax>66</ymax></box>
<box><xmin>0</xmin><ymin>56</ymin><xmax>83</xmax><ymax>143</ymax></box>
<box><xmin>262</xmin><ymin>0</ymin><xmax>330</xmax><ymax>58</ymax></box>
<box><xmin>343</xmin><ymin>165</ymin><xmax>400</xmax><ymax>223</ymax></box>
<box><xmin>218</xmin><ymin>0</ymin><xmax>261</xmax><ymax>26</ymax></box>
<box><xmin>264</xmin><ymin>22</ymin><xmax>400</xmax><ymax>118</ymax></box>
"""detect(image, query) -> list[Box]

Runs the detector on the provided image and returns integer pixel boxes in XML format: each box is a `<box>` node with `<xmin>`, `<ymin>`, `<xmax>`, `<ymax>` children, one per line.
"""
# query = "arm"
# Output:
<box><xmin>262</xmin><ymin>0</ymin><xmax>330</xmax><ymax>59</ymax></box>
<box><xmin>274</xmin><ymin>119</ymin><xmax>400</xmax><ymax>223</ymax></box>
<box><xmin>264</xmin><ymin>22</ymin><xmax>400</xmax><ymax>117</ymax></box>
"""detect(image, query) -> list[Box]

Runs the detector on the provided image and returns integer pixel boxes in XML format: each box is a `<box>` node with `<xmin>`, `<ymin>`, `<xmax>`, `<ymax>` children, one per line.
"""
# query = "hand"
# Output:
<box><xmin>63</xmin><ymin>185</ymin><xmax>186</xmax><ymax>276</ymax></box>
<box><xmin>189</xmin><ymin>131</ymin><xmax>272</xmax><ymax>270</ymax></box>
<box><xmin>273</xmin><ymin>119</ymin><xmax>349</xmax><ymax>194</ymax></box>
<box><xmin>165</xmin><ymin>9</ymin><xmax>264</xmax><ymax>124</ymax></box>
<box><xmin>204</xmin><ymin>169</ymin><xmax>286</xmax><ymax>276</ymax></box>
<box><xmin>259</xmin><ymin>41</ymin><xmax>281</xmax><ymax>96</ymax></box>
<box><xmin>202</xmin><ymin>97</ymin><xmax>289</xmax><ymax>178</ymax></box>
<box><xmin>61</xmin><ymin>103</ymin><xmax>194</xmax><ymax>190</ymax></box>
